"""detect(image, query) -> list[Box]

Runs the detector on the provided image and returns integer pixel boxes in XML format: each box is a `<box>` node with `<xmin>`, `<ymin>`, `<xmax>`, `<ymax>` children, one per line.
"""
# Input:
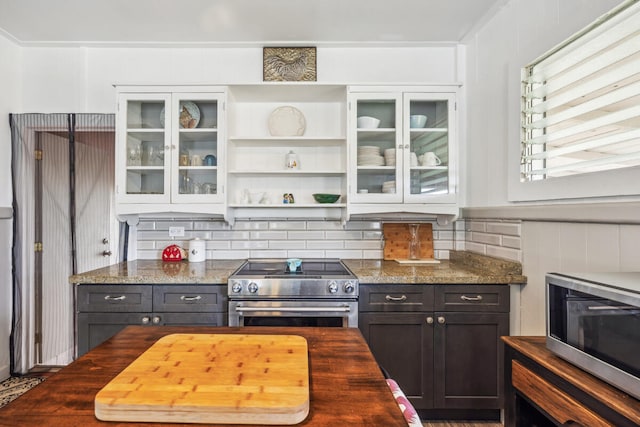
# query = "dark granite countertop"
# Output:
<box><xmin>69</xmin><ymin>252</ymin><xmax>526</xmax><ymax>285</ymax></box>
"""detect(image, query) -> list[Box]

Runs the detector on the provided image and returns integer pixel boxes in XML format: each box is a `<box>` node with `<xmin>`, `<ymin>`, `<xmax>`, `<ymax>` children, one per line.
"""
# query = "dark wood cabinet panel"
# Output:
<box><xmin>76</xmin><ymin>284</ymin><xmax>227</xmax><ymax>357</ymax></box>
<box><xmin>359</xmin><ymin>312</ymin><xmax>434</xmax><ymax>408</ymax></box>
<box><xmin>359</xmin><ymin>283</ymin><xmax>510</xmax><ymax>418</ymax></box>
<box><xmin>433</xmin><ymin>311</ymin><xmax>509</xmax><ymax>409</ymax></box>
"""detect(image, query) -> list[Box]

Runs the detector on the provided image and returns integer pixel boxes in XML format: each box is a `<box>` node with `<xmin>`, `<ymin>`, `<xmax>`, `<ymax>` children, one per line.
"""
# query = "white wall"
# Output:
<box><xmin>464</xmin><ymin>0</ymin><xmax>623</xmax><ymax>207</ymax></box>
<box><xmin>0</xmin><ymin>33</ymin><xmax>21</xmax><ymax>380</ymax></box>
<box><xmin>19</xmin><ymin>46</ymin><xmax>459</xmax><ymax>114</ymax></box>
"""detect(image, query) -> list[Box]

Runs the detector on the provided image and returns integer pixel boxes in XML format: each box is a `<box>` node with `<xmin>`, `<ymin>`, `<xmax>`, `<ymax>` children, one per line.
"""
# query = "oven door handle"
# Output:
<box><xmin>235</xmin><ymin>306</ymin><xmax>351</xmax><ymax>313</ymax></box>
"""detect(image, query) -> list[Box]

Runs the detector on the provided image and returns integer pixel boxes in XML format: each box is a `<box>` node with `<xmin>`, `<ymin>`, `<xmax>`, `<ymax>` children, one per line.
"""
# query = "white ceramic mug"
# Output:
<box><xmin>410</xmin><ymin>152</ymin><xmax>419</xmax><ymax>167</ymax></box>
<box><xmin>420</xmin><ymin>152</ymin><xmax>442</xmax><ymax>166</ymax></box>
<box><xmin>191</xmin><ymin>155</ymin><xmax>203</xmax><ymax>166</ymax></box>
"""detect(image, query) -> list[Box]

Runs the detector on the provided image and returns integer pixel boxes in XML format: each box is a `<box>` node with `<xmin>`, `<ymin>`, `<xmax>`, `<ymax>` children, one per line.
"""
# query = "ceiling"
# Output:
<box><xmin>0</xmin><ymin>0</ymin><xmax>505</xmax><ymax>47</ymax></box>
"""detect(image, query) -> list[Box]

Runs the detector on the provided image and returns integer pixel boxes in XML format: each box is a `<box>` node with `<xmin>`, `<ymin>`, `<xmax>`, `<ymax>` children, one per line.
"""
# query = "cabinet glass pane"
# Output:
<box><xmin>125</xmin><ymin>99</ymin><xmax>167</xmax><ymax>195</ymax></box>
<box><xmin>409</xmin><ymin>99</ymin><xmax>449</xmax><ymax>195</ymax></box>
<box><xmin>356</xmin><ymin>99</ymin><xmax>399</xmax><ymax>194</ymax></box>
<box><xmin>177</xmin><ymin>99</ymin><xmax>219</xmax><ymax>195</ymax></box>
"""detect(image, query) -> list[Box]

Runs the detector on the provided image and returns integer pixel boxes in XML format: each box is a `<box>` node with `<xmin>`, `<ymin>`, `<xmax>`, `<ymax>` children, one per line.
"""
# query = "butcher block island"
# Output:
<box><xmin>0</xmin><ymin>326</ymin><xmax>408</xmax><ymax>426</ymax></box>
<box><xmin>95</xmin><ymin>334</ymin><xmax>310</xmax><ymax>425</ymax></box>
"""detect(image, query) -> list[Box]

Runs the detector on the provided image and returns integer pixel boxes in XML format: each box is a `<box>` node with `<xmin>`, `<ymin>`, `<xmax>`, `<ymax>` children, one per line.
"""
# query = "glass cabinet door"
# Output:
<box><xmin>120</xmin><ymin>93</ymin><xmax>171</xmax><ymax>203</ymax></box>
<box><xmin>350</xmin><ymin>93</ymin><xmax>403</xmax><ymax>203</ymax></box>
<box><xmin>403</xmin><ymin>93</ymin><xmax>456</xmax><ymax>203</ymax></box>
<box><xmin>171</xmin><ymin>93</ymin><xmax>223</xmax><ymax>203</ymax></box>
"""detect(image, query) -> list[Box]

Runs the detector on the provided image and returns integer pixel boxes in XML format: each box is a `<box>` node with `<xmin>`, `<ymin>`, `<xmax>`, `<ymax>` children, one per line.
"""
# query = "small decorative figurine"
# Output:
<box><xmin>282</xmin><ymin>193</ymin><xmax>295</xmax><ymax>204</ymax></box>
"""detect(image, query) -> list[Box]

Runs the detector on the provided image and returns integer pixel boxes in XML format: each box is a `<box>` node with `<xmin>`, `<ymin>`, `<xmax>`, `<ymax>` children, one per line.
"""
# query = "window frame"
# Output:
<box><xmin>508</xmin><ymin>0</ymin><xmax>640</xmax><ymax>203</ymax></box>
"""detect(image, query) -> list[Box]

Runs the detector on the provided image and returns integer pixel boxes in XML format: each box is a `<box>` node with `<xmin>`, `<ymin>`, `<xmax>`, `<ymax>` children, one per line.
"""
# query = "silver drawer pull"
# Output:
<box><xmin>104</xmin><ymin>295</ymin><xmax>126</xmax><ymax>301</ymax></box>
<box><xmin>180</xmin><ymin>295</ymin><xmax>202</xmax><ymax>301</ymax></box>
<box><xmin>385</xmin><ymin>295</ymin><xmax>407</xmax><ymax>302</ymax></box>
<box><xmin>460</xmin><ymin>295</ymin><xmax>483</xmax><ymax>301</ymax></box>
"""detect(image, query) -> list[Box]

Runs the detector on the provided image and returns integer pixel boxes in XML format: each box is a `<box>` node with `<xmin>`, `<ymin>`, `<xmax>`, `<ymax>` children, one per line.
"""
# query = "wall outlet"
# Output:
<box><xmin>168</xmin><ymin>226</ymin><xmax>185</xmax><ymax>237</ymax></box>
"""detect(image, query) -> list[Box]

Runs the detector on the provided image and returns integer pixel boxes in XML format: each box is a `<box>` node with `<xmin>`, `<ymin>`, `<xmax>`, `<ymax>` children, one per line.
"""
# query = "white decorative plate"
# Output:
<box><xmin>268</xmin><ymin>106</ymin><xmax>306</xmax><ymax>136</ymax></box>
<box><xmin>160</xmin><ymin>101</ymin><xmax>200</xmax><ymax>129</ymax></box>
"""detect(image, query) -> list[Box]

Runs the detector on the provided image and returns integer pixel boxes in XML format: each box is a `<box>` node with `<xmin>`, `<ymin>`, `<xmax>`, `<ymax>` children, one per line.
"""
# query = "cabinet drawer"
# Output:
<box><xmin>512</xmin><ymin>360</ymin><xmax>613</xmax><ymax>427</ymax></box>
<box><xmin>76</xmin><ymin>285</ymin><xmax>152</xmax><ymax>313</ymax></box>
<box><xmin>435</xmin><ymin>285</ymin><xmax>509</xmax><ymax>312</ymax></box>
<box><xmin>359</xmin><ymin>285</ymin><xmax>434</xmax><ymax>312</ymax></box>
<box><xmin>153</xmin><ymin>285</ymin><xmax>227</xmax><ymax>312</ymax></box>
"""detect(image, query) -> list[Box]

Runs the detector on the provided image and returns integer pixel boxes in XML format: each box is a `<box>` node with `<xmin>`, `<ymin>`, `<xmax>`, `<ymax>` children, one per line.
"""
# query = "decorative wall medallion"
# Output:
<box><xmin>263</xmin><ymin>47</ymin><xmax>317</xmax><ymax>82</ymax></box>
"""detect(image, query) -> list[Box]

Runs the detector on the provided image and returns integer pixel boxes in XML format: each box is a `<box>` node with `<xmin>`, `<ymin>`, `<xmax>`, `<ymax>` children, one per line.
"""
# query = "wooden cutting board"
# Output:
<box><xmin>383</xmin><ymin>223</ymin><xmax>434</xmax><ymax>261</ymax></box>
<box><xmin>95</xmin><ymin>334</ymin><xmax>309</xmax><ymax>425</ymax></box>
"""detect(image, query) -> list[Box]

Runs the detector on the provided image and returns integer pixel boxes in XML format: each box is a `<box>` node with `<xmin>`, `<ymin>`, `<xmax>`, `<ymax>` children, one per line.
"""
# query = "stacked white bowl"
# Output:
<box><xmin>384</xmin><ymin>148</ymin><xmax>396</xmax><ymax>166</ymax></box>
<box><xmin>382</xmin><ymin>180</ymin><xmax>396</xmax><ymax>193</ymax></box>
<box><xmin>358</xmin><ymin>146</ymin><xmax>385</xmax><ymax>166</ymax></box>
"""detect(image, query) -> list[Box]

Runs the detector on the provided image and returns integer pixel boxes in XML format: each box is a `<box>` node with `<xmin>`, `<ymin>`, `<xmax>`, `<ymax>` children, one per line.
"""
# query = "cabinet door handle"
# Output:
<box><xmin>385</xmin><ymin>295</ymin><xmax>407</xmax><ymax>302</ymax></box>
<box><xmin>104</xmin><ymin>295</ymin><xmax>126</xmax><ymax>301</ymax></box>
<box><xmin>437</xmin><ymin>316</ymin><xmax>446</xmax><ymax>324</ymax></box>
<box><xmin>461</xmin><ymin>295</ymin><xmax>483</xmax><ymax>301</ymax></box>
<box><xmin>180</xmin><ymin>295</ymin><xmax>202</xmax><ymax>301</ymax></box>
<box><xmin>426</xmin><ymin>316</ymin><xmax>434</xmax><ymax>325</ymax></box>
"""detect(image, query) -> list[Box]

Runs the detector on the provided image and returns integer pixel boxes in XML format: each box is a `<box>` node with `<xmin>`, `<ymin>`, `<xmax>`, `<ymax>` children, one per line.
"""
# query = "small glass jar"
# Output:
<box><xmin>285</xmin><ymin>150</ymin><xmax>299</xmax><ymax>169</ymax></box>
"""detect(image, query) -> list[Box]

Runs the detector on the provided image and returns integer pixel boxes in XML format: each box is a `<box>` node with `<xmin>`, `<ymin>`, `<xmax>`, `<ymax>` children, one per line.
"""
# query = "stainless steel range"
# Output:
<box><xmin>228</xmin><ymin>259</ymin><xmax>359</xmax><ymax>327</ymax></box>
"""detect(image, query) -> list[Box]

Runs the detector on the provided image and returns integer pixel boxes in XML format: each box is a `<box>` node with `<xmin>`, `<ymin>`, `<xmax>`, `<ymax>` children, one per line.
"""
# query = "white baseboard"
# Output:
<box><xmin>0</xmin><ymin>363</ymin><xmax>10</xmax><ymax>381</ymax></box>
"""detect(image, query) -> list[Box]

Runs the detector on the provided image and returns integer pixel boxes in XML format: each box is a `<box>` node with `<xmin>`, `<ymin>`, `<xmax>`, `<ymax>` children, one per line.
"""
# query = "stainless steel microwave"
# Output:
<box><xmin>546</xmin><ymin>272</ymin><xmax>640</xmax><ymax>400</ymax></box>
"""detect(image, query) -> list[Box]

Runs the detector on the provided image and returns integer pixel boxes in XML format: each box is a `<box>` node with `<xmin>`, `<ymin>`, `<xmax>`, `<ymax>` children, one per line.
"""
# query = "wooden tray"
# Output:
<box><xmin>383</xmin><ymin>223</ymin><xmax>434</xmax><ymax>261</ymax></box>
<box><xmin>95</xmin><ymin>333</ymin><xmax>309</xmax><ymax>425</ymax></box>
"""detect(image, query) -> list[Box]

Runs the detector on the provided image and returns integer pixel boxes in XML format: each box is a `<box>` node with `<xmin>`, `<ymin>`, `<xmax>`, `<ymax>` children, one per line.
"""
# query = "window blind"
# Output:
<box><xmin>520</xmin><ymin>0</ymin><xmax>640</xmax><ymax>181</ymax></box>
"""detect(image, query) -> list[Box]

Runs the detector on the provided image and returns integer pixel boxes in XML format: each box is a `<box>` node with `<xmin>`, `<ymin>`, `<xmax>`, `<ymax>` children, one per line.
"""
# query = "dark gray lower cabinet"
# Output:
<box><xmin>359</xmin><ymin>284</ymin><xmax>510</xmax><ymax>418</ymax></box>
<box><xmin>76</xmin><ymin>284</ymin><xmax>227</xmax><ymax>357</ymax></box>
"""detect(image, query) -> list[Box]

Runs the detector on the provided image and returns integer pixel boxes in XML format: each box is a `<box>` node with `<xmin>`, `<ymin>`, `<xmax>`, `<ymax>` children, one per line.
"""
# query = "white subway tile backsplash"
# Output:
<box><xmin>468</xmin><ymin>221</ymin><xmax>487</xmax><ymax>232</ymax></box>
<box><xmin>231</xmin><ymin>240</ymin><xmax>269</xmax><ymax>250</ymax></box>
<box><xmin>307</xmin><ymin>221</ymin><xmax>344</xmax><ymax>230</ymax></box>
<box><xmin>470</xmin><ymin>232</ymin><xmax>501</xmax><ymax>246</ymax></box>
<box><xmin>344</xmin><ymin>240</ymin><xmax>383</xmax><ymax>250</ymax></box>
<box><xmin>325</xmin><ymin>250</ymin><xmax>364</xmax><ymax>258</ymax></box>
<box><xmin>134</xmin><ymin>217</ymin><xmax>522</xmax><ymax>262</ymax></box>
<box><xmin>250</xmin><ymin>231</ymin><xmax>288</xmax><ymax>240</ymax></box>
<box><xmin>270</xmin><ymin>221</ymin><xmax>306</xmax><ymax>230</ymax></box>
<box><xmin>307</xmin><ymin>240</ymin><xmax>344</xmax><ymax>250</ymax></box>
<box><xmin>502</xmin><ymin>235</ymin><xmax>521</xmax><ymax>249</ymax></box>
<box><xmin>486</xmin><ymin>222</ymin><xmax>521</xmax><ymax>236</ymax></box>
<box><xmin>233</xmin><ymin>221</ymin><xmax>269</xmax><ymax>230</ymax></box>
<box><xmin>325</xmin><ymin>231</ymin><xmax>363</xmax><ymax>240</ymax></box>
<box><xmin>287</xmin><ymin>231</ymin><xmax>325</xmax><ymax>240</ymax></box>
<box><xmin>268</xmin><ymin>240</ymin><xmax>307</xmax><ymax>250</ymax></box>
<box><xmin>363</xmin><ymin>249</ymin><xmax>384</xmax><ymax>258</ymax></box>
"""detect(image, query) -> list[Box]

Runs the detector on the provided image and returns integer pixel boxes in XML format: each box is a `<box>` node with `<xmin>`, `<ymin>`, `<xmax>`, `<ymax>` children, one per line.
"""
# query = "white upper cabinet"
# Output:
<box><xmin>348</xmin><ymin>86</ymin><xmax>459</xmax><ymax>218</ymax></box>
<box><xmin>115</xmin><ymin>86</ymin><xmax>226</xmax><ymax>217</ymax></box>
<box><xmin>115</xmin><ymin>84</ymin><xmax>459</xmax><ymax>222</ymax></box>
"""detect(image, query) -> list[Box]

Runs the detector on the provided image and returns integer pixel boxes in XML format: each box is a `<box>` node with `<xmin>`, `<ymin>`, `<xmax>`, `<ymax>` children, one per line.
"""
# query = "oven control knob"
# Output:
<box><xmin>328</xmin><ymin>281</ymin><xmax>339</xmax><ymax>294</ymax></box>
<box><xmin>248</xmin><ymin>282</ymin><xmax>259</xmax><ymax>293</ymax></box>
<box><xmin>231</xmin><ymin>281</ymin><xmax>243</xmax><ymax>293</ymax></box>
<box><xmin>343</xmin><ymin>281</ymin><xmax>356</xmax><ymax>293</ymax></box>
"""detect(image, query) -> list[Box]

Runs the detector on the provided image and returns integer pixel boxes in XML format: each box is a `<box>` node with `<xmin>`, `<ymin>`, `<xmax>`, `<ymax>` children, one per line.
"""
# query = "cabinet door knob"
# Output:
<box><xmin>426</xmin><ymin>316</ymin><xmax>434</xmax><ymax>325</ymax></box>
<box><xmin>152</xmin><ymin>316</ymin><xmax>161</xmax><ymax>324</ymax></box>
<box><xmin>437</xmin><ymin>316</ymin><xmax>446</xmax><ymax>324</ymax></box>
<box><xmin>141</xmin><ymin>316</ymin><xmax>150</xmax><ymax>324</ymax></box>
